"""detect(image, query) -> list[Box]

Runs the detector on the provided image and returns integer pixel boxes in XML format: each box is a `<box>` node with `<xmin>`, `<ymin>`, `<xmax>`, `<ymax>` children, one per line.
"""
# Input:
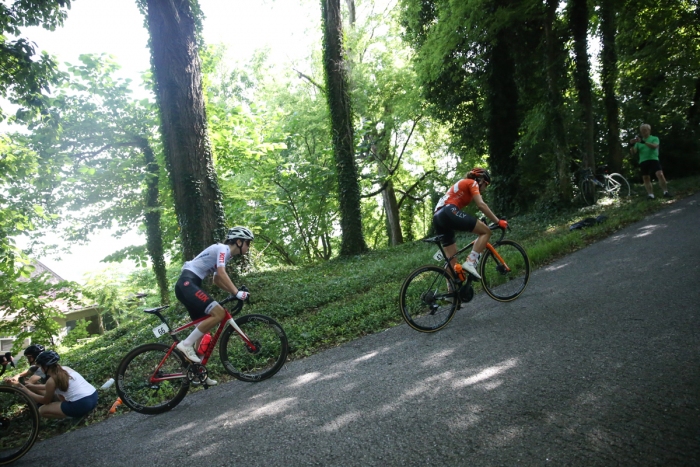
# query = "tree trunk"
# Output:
<box><xmin>600</xmin><ymin>0</ymin><xmax>623</xmax><ymax>173</ymax></box>
<box><xmin>321</xmin><ymin>0</ymin><xmax>367</xmax><ymax>256</ymax></box>
<box><xmin>137</xmin><ymin>136</ymin><xmax>169</xmax><ymax>304</ymax></box>
<box><xmin>381</xmin><ymin>179</ymin><xmax>403</xmax><ymax>246</ymax></box>
<box><xmin>144</xmin><ymin>0</ymin><xmax>226</xmax><ymax>260</ymax></box>
<box><xmin>570</xmin><ymin>0</ymin><xmax>596</xmax><ymax>171</ymax></box>
<box><xmin>486</xmin><ymin>29</ymin><xmax>520</xmax><ymax>214</ymax></box>
<box><xmin>345</xmin><ymin>0</ymin><xmax>356</xmax><ymax>26</ymax></box>
<box><xmin>544</xmin><ymin>0</ymin><xmax>572</xmax><ymax>200</ymax></box>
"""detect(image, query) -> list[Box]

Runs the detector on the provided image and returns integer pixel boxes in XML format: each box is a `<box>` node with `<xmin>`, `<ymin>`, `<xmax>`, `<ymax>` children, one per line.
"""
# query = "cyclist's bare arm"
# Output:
<box><xmin>473</xmin><ymin>195</ymin><xmax>499</xmax><ymax>224</ymax></box>
<box><xmin>213</xmin><ymin>266</ymin><xmax>239</xmax><ymax>296</ymax></box>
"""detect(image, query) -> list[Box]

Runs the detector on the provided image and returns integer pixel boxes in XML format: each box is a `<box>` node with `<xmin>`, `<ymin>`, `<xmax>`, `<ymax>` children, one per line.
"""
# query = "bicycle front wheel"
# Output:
<box><xmin>115</xmin><ymin>343</ymin><xmax>190</xmax><ymax>415</ymax></box>
<box><xmin>0</xmin><ymin>386</ymin><xmax>39</xmax><ymax>465</ymax></box>
<box><xmin>480</xmin><ymin>240</ymin><xmax>530</xmax><ymax>302</ymax></box>
<box><xmin>605</xmin><ymin>173</ymin><xmax>630</xmax><ymax>200</ymax></box>
<box><xmin>220</xmin><ymin>314</ymin><xmax>288</xmax><ymax>382</ymax></box>
<box><xmin>399</xmin><ymin>265</ymin><xmax>459</xmax><ymax>332</ymax></box>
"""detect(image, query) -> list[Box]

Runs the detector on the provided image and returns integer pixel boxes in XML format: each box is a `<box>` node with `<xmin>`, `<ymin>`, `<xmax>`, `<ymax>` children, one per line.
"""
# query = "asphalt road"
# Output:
<box><xmin>16</xmin><ymin>194</ymin><xmax>700</xmax><ymax>466</ymax></box>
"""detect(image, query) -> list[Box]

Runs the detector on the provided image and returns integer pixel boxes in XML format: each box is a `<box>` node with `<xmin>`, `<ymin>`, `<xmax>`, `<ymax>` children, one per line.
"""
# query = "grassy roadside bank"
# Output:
<box><xmin>17</xmin><ymin>175</ymin><xmax>700</xmax><ymax>439</ymax></box>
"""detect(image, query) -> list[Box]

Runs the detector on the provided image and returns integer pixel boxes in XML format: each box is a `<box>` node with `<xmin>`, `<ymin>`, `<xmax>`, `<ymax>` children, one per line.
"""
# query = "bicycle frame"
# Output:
<box><xmin>436</xmin><ymin>225</ymin><xmax>511</xmax><ymax>281</ymax></box>
<box><xmin>146</xmin><ymin>296</ymin><xmax>255</xmax><ymax>384</ymax></box>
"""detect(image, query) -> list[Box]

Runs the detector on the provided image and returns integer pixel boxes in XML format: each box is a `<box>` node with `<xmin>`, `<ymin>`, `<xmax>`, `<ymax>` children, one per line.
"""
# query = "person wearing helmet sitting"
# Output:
<box><xmin>4</xmin><ymin>344</ymin><xmax>47</xmax><ymax>394</ymax></box>
<box><xmin>11</xmin><ymin>351</ymin><xmax>98</xmax><ymax>419</ymax></box>
<box><xmin>433</xmin><ymin>168</ymin><xmax>508</xmax><ymax>279</ymax></box>
<box><xmin>174</xmin><ymin>226</ymin><xmax>254</xmax><ymax>384</ymax></box>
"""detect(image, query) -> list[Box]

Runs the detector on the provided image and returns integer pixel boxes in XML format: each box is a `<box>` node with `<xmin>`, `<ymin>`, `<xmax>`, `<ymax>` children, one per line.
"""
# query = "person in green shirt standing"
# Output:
<box><xmin>629</xmin><ymin>123</ymin><xmax>671</xmax><ymax>199</ymax></box>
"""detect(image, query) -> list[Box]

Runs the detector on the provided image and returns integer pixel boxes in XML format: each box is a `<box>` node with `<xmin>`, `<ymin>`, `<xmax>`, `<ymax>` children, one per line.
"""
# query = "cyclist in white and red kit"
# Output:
<box><xmin>174</xmin><ymin>227</ymin><xmax>254</xmax><ymax>385</ymax></box>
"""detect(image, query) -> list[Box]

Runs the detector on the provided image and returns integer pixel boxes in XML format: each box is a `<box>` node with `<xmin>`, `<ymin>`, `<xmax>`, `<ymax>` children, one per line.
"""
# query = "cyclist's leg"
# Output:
<box><xmin>471</xmin><ymin>220</ymin><xmax>492</xmax><ymax>254</ymax></box>
<box><xmin>433</xmin><ymin>207</ymin><xmax>458</xmax><ymax>270</ymax></box>
<box><xmin>194</xmin><ymin>305</ymin><xmax>225</xmax><ymax>334</ymax></box>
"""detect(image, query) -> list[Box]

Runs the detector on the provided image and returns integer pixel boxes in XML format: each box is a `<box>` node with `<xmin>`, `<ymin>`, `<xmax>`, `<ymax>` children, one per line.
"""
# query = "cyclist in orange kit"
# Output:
<box><xmin>432</xmin><ymin>168</ymin><xmax>507</xmax><ymax>279</ymax></box>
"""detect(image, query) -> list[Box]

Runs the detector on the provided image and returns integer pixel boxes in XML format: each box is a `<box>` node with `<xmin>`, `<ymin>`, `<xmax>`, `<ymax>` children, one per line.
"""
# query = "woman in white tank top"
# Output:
<box><xmin>11</xmin><ymin>350</ymin><xmax>98</xmax><ymax>419</ymax></box>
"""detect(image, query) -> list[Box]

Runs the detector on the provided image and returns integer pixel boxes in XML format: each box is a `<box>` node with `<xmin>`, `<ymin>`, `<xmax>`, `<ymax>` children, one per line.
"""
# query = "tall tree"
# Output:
<box><xmin>321</xmin><ymin>0</ymin><xmax>368</xmax><ymax>255</ymax></box>
<box><xmin>141</xmin><ymin>0</ymin><xmax>226</xmax><ymax>260</ymax></box>
<box><xmin>19</xmin><ymin>55</ymin><xmax>172</xmax><ymax>303</ymax></box>
<box><xmin>569</xmin><ymin>0</ymin><xmax>596</xmax><ymax>171</ymax></box>
<box><xmin>543</xmin><ymin>0</ymin><xmax>572</xmax><ymax>200</ymax></box>
<box><xmin>599</xmin><ymin>0</ymin><xmax>623</xmax><ymax>173</ymax></box>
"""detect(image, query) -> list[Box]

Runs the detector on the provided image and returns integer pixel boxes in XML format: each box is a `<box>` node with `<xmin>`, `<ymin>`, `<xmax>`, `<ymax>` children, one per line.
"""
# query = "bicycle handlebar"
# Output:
<box><xmin>219</xmin><ymin>285</ymin><xmax>248</xmax><ymax>314</ymax></box>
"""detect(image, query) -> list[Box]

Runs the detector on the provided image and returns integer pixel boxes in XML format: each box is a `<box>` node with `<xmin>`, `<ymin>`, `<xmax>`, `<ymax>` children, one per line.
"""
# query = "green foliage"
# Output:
<box><xmin>61</xmin><ymin>318</ymin><xmax>91</xmax><ymax>348</ymax></box>
<box><xmin>0</xmin><ymin>272</ymin><xmax>81</xmax><ymax>350</ymax></box>
<box><xmin>0</xmin><ymin>0</ymin><xmax>71</xmax><ymax>119</ymax></box>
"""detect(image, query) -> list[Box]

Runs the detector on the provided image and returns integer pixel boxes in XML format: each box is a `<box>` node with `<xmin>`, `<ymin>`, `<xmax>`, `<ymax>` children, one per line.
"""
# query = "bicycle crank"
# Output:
<box><xmin>187</xmin><ymin>363</ymin><xmax>208</xmax><ymax>387</ymax></box>
<box><xmin>460</xmin><ymin>284</ymin><xmax>474</xmax><ymax>303</ymax></box>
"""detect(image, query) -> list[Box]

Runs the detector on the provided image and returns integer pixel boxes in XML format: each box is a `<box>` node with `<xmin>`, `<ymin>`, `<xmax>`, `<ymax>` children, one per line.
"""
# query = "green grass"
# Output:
<box><xmin>10</xmin><ymin>175</ymin><xmax>700</xmax><ymax>438</ymax></box>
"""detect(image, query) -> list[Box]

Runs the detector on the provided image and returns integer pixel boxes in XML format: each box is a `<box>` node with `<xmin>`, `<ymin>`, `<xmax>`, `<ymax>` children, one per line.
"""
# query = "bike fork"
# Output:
<box><xmin>485</xmin><ymin>244</ymin><xmax>511</xmax><ymax>272</ymax></box>
<box><xmin>227</xmin><ymin>318</ymin><xmax>256</xmax><ymax>350</ymax></box>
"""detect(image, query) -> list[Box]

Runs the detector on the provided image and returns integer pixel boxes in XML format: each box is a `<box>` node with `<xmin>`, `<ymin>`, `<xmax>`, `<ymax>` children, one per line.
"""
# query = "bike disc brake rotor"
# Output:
<box><xmin>245</xmin><ymin>340</ymin><xmax>262</xmax><ymax>355</ymax></box>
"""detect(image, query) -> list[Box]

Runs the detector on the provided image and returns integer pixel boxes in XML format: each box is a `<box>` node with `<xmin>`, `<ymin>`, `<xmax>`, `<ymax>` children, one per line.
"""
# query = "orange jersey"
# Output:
<box><xmin>435</xmin><ymin>178</ymin><xmax>481</xmax><ymax>211</ymax></box>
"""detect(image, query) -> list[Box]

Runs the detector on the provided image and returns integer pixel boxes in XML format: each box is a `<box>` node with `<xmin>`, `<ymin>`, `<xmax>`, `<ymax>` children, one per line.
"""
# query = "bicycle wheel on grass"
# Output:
<box><xmin>0</xmin><ymin>386</ymin><xmax>39</xmax><ymax>465</ymax></box>
<box><xmin>399</xmin><ymin>265</ymin><xmax>459</xmax><ymax>332</ymax></box>
<box><xmin>220</xmin><ymin>314</ymin><xmax>288</xmax><ymax>382</ymax></box>
<box><xmin>115</xmin><ymin>343</ymin><xmax>190</xmax><ymax>415</ymax></box>
<box><xmin>605</xmin><ymin>173</ymin><xmax>630</xmax><ymax>199</ymax></box>
<box><xmin>480</xmin><ymin>240</ymin><xmax>530</xmax><ymax>302</ymax></box>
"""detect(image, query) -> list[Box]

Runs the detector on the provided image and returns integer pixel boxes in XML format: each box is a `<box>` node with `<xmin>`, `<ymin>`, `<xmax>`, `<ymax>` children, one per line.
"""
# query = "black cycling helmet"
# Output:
<box><xmin>468</xmin><ymin>167</ymin><xmax>491</xmax><ymax>186</ymax></box>
<box><xmin>24</xmin><ymin>344</ymin><xmax>45</xmax><ymax>358</ymax></box>
<box><xmin>35</xmin><ymin>350</ymin><xmax>60</xmax><ymax>367</ymax></box>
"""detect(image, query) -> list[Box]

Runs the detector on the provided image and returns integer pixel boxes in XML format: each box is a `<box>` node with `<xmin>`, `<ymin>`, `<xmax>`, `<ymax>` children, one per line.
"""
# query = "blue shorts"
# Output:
<box><xmin>61</xmin><ymin>391</ymin><xmax>98</xmax><ymax>418</ymax></box>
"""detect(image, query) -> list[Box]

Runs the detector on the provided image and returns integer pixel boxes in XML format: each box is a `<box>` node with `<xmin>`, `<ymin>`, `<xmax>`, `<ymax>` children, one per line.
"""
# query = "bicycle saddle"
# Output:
<box><xmin>144</xmin><ymin>305</ymin><xmax>170</xmax><ymax>314</ymax></box>
<box><xmin>422</xmin><ymin>235</ymin><xmax>444</xmax><ymax>244</ymax></box>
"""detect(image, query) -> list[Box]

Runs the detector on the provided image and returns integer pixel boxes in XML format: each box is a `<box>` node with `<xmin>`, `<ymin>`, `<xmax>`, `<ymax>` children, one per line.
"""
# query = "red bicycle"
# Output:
<box><xmin>115</xmin><ymin>288</ymin><xmax>288</xmax><ymax>414</ymax></box>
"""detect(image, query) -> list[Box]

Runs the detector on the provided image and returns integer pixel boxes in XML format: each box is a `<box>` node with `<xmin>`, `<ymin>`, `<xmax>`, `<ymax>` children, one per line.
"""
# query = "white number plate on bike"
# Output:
<box><xmin>433</xmin><ymin>250</ymin><xmax>444</xmax><ymax>261</ymax></box>
<box><xmin>152</xmin><ymin>323</ymin><xmax>169</xmax><ymax>338</ymax></box>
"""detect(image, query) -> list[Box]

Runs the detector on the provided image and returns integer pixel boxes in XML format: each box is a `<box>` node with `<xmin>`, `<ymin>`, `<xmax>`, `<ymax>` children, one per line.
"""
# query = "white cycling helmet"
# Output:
<box><xmin>226</xmin><ymin>226</ymin><xmax>254</xmax><ymax>242</ymax></box>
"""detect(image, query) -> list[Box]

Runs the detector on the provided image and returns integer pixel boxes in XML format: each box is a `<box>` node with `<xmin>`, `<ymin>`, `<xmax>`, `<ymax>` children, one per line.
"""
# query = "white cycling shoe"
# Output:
<box><xmin>176</xmin><ymin>342</ymin><xmax>201</xmax><ymax>363</ymax></box>
<box><xmin>462</xmin><ymin>261</ymin><xmax>481</xmax><ymax>280</ymax></box>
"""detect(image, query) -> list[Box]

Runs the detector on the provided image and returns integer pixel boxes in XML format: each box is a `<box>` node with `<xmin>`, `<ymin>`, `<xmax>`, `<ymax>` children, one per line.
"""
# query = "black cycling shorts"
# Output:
<box><xmin>639</xmin><ymin>159</ymin><xmax>662</xmax><ymax>177</ymax></box>
<box><xmin>432</xmin><ymin>205</ymin><xmax>477</xmax><ymax>247</ymax></box>
<box><xmin>174</xmin><ymin>271</ymin><xmax>218</xmax><ymax>320</ymax></box>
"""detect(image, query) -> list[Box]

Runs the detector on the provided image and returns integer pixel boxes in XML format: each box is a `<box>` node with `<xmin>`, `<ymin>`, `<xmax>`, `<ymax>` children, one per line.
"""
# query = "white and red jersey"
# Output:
<box><xmin>182</xmin><ymin>243</ymin><xmax>232</xmax><ymax>279</ymax></box>
<box><xmin>435</xmin><ymin>178</ymin><xmax>481</xmax><ymax>212</ymax></box>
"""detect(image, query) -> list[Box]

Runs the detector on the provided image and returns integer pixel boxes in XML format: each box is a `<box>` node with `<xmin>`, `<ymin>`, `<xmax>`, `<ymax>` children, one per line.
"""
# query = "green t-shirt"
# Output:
<box><xmin>635</xmin><ymin>135</ymin><xmax>660</xmax><ymax>163</ymax></box>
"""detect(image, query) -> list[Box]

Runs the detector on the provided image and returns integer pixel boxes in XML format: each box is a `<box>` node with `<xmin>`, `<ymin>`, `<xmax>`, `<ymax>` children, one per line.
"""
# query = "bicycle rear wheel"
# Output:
<box><xmin>399</xmin><ymin>265</ymin><xmax>459</xmax><ymax>332</ymax></box>
<box><xmin>0</xmin><ymin>386</ymin><xmax>39</xmax><ymax>465</ymax></box>
<box><xmin>480</xmin><ymin>240</ymin><xmax>530</xmax><ymax>302</ymax></box>
<box><xmin>580</xmin><ymin>179</ymin><xmax>598</xmax><ymax>205</ymax></box>
<box><xmin>220</xmin><ymin>314</ymin><xmax>288</xmax><ymax>382</ymax></box>
<box><xmin>605</xmin><ymin>173</ymin><xmax>630</xmax><ymax>200</ymax></box>
<box><xmin>115</xmin><ymin>343</ymin><xmax>190</xmax><ymax>415</ymax></box>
